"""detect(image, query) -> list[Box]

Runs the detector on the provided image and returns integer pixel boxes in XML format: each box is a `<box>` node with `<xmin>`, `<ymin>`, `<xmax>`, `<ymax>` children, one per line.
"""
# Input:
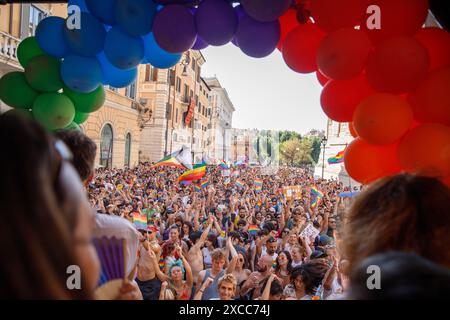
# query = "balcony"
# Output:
<box><xmin>0</xmin><ymin>31</ymin><xmax>21</xmax><ymax>72</ymax></box>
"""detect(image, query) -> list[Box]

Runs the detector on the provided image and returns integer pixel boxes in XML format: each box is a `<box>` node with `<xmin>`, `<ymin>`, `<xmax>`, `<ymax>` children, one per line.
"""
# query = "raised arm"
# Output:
<box><xmin>148</xmin><ymin>248</ymin><xmax>170</xmax><ymax>283</ymax></box>
<box><xmin>226</xmin><ymin>237</ymin><xmax>239</xmax><ymax>274</ymax></box>
<box><xmin>178</xmin><ymin>247</ymin><xmax>193</xmax><ymax>289</ymax></box>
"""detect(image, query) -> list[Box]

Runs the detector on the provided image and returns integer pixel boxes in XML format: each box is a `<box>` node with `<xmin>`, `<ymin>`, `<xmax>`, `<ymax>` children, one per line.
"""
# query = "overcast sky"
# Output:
<box><xmin>200</xmin><ymin>43</ymin><xmax>328</xmax><ymax>135</ymax></box>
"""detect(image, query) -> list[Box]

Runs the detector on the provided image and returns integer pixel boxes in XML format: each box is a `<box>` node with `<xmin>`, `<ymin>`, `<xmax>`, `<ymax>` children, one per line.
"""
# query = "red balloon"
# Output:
<box><xmin>415</xmin><ymin>28</ymin><xmax>450</xmax><ymax>71</ymax></box>
<box><xmin>282</xmin><ymin>23</ymin><xmax>326</xmax><ymax>74</ymax></box>
<box><xmin>321</xmin><ymin>74</ymin><xmax>375</xmax><ymax>122</ymax></box>
<box><xmin>365</xmin><ymin>36</ymin><xmax>430</xmax><ymax>94</ymax></box>
<box><xmin>316</xmin><ymin>70</ymin><xmax>330</xmax><ymax>86</ymax></box>
<box><xmin>345</xmin><ymin>138</ymin><xmax>402</xmax><ymax>184</ymax></box>
<box><xmin>408</xmin><ymin>67</ymin><xmax>450</xmax><ymax>126</ymax></box>
<box><xmin>310</xmin><ymin>0</ymin><xmax>369</xmax><ymax>33</ymax></box>
<box><xmin>361</xmin><ymin>0</ymin><xmax>429</xmax><ymax>44</ymax></box>
<box><xmin>348</xmin><ymin>122</ymin><xmax>358</xmax><ymax>138</ymax></box>
<box><xmin>398</xmin><ymin>124</ymin><xmax>450</xmax><ymax>178</ymax></box>
<box><xmin>277</xmin><ymin>8</ymin><xmax>299</xmax><ymax>51</ymax></box>
<box><xmin>317</xmin><ymin>28</ymin><xmax>372</xmax><ymax>80</ymax></box>
<box><xmin>353</xmin><ymin>93</ymin><xmax>413</xmax><ymax>145</ymax></box>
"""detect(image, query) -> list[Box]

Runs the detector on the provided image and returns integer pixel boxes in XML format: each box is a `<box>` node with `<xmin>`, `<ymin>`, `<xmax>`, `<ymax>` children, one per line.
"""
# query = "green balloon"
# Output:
<box><xmin>25</xmin><ymin>55</ymin><xmax>63</xmax><ymax>92</ymax></box>
<box><xmin>32</xmin><ymin>93</ymin><xmax>75</xmax><ymax>130</ymax></box>
<box><xmin>0</xmin><ymin>72</ymin><xmax>39</xmax><ymax>109</ymax></box>
<box><xmin>3</xmin><ymin>108</ymin><xmax>34</xmax><ymax>119</ymax></box>
<box><xmin>63</xmin><ymin>85</ymin><xmax>105</xmax><ymax>113</ymax></box>
<box><xmin>65</xmin><ymin>122</ymin><xmax>82</xmax><ymax>131</ymax></box>
<box><xmin>73</xmin><ymin>110</ymin><xmax>90</xmax><ymax>124</ymax></box>
<box><xmin>17</xmin><ymin>37</ymin><xmax>45</xmax><ymax>68</ymax></box>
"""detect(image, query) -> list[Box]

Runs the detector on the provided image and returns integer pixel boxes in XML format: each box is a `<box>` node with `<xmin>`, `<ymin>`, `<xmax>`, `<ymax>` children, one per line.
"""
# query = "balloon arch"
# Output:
<box><xmin>0</xmin><ymin>0</ymin><xmax>449</xmax><ymax>186</ymax></box>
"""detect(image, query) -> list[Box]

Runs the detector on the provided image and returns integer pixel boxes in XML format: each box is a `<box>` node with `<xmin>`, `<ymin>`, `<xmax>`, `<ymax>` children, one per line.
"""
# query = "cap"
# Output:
<box><xmin>310</xmin><ymin>250</ymin><xmax>327</xmax><ymax>259</ymax></box>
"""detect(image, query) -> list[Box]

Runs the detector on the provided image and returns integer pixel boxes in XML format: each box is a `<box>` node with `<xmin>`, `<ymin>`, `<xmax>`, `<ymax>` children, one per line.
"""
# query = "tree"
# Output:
<box><xmin>310</xmin><ymin>137</ymin><xmax>322</xmax><ymax>164</ymax></box>
<box><xmin>280</xmin><ymin>138</ymin><xmax>314</xmax><ymax>166</ymax></box>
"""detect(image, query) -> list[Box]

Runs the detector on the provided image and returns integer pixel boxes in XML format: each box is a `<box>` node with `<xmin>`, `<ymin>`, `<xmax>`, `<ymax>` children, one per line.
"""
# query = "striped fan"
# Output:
<box><xmin>93</xmin><ymin>236</ymin><xmax>127</xmax><ymax>286</ymax></box>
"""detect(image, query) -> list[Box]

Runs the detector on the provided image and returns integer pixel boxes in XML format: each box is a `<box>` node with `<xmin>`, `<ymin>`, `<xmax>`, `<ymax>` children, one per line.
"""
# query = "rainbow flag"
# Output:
<box><xmin>328</xmin><ymin>150</ymin><xmax>345</xmax><ymax>164</ymax></box>
<box><xmin>235</xmin><ymin>180</ymin><xmax>245</xmax><ymax>189</ymax></box>
<box><xmin>254</xmin><ymin>179</ymin><xmax>263</xmax><ymax>192</ymax></box>
<box><xmin>223</xmin><ymin>177</ymin><xmax>231</xmax><ymax>185</ymax></box>
<box><xmin>201</xmin><ymin>179</ymin><xmax>209</xmax><ymax>189</ymax></box>
<box><xmin>178</xmin><ymin>163</ymin><xmax>206</xmax><ymax>184</ymax></box>
<box><xmin>248</xmin><ymin>224</ymin><xmax>259</xmax><ymax>236</ymax></box>
<box><xmin>133</xmin><ymin>212</ymin><xmax>147</xmax><ymax>230</ymax></box>
<box><xmin>310</xmin><ymin>186</ymin><xmax>324</xmax><ymax>208</ymax></box>
<box><xmin>255</xmin><ymin>200</ymin><xmax>262</xmax><ymax>209</ymax></box>
<box><xmin>219</xmin><ymin>160</ymin><xmax>230</xmax><ymax>170</ymax></box>
<box><xmin>151</xmin><ymin>148</ymin><xmax>191</xmax><ymax>169</ymax></box>
<box><xmin>194</xmin><ymin>184</ymin><xmax>202</xmax><ymax>192</ymax></box>
<box><xmin>158</xmin><ymin>256</ymin><xmax>165</xmax><ymax>271</ymax></box>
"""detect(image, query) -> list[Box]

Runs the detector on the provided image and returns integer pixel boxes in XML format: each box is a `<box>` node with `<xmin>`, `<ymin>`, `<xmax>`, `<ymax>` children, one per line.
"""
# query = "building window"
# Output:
<box><xmin>337</xmin><ymin>123</ymin><xmax>342</xmax><ymax>137</ymax></box>
<box><xmin>192</xmin><ymin>59</ymin><xmax>196</xmax><ymax>71</ymax></box>
<box><xmin>124</xmin><ymin>133</ymin><xmax>131</xmax><ymax>167</ymax></box>
<box><xmin>176</xmin><ymin>77</ymin><xmax>181</xmax><ymax>92</ymax></box>
<box><xmin>125</xmin><ymin>80</ymin><xmax>136</xmax><ymax>99</ymax></box>
<box><xmin>173</xmin><ymin>132</ymin><xmax>178</xmax><ymax>142</ymax></box>
<box><xmin>176</xmin><ymin>108</ymin><xmax>178</xmax><ymax>123</ymax></box>
<box><xmin>29</xmin><ymin>5</ymin><xmax>45</xmax><ymax>36</ymax></box>
<box><xmin>151</xmin><ymin>68</ymin><xmax>158</xmax><ymax>82</ymax></box>
<box><xmin>100</xmin><ymin>124</ymin><xmax>114</xmax><ymax>168</ymax></box>
<box><xmin>183</xmin><ymin>84</ymin><xmax>189</xmax><ymax>102</ymax></box>
<box><xmin>208</xmin><ymin>108</ymin><xmax>211</xmax><ymax>116</ymax></box>
<box><xmin>145</xmin><ymin>65</ymin><xmax>151</xmax><ymax>82</ymax></box>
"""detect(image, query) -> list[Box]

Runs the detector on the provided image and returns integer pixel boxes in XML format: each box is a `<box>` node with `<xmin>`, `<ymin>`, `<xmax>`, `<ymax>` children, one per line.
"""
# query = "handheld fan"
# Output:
<box><xmin>93</xmin><ymin>236</ymin><xmax>127</xmax><ymax>299</ymax></box>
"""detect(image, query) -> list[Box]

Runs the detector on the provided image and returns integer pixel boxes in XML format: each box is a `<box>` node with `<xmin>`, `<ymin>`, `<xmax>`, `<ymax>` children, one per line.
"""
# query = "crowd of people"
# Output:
<box><xmin>1</xmin><ymin>112</ymin><xmax>450</xmax><ymax>300</ymax></box>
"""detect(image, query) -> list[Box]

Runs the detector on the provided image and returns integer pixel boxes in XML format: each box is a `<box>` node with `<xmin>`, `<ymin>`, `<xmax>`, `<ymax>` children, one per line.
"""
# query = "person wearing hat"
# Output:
<box><xmin>135</xmin><ymin>225</ymin><xmax>162</xmax><ymax>300</ymax></box>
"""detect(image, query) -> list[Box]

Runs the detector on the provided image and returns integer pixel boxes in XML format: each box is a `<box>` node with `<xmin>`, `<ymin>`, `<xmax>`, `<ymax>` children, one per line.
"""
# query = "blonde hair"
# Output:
<box><xmin>218</xmin><ymin>273</ymin><xmax>237</xmax><ymax>291</ymax></box>
<box><xmin>211</xmin><ymin>248</ymin><xmax>226</xmax><ymax>261</ymax></box>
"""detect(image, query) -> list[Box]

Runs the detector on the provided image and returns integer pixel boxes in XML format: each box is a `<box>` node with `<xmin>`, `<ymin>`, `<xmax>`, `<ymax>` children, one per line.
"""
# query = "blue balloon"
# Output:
<box><xmin>85</xmin><ymin>0</ymin><xmax>117</xmax><ymax>26</ymax></box>
<box><xmin>63</xmin><ymin>12</ymin><xmax>106</xmax><ymax>57</ymax></box>
<box><xmin>97</xmin><ymin>51</ymin><xmax>137</xmax><ymax>88</ymax></box>
<box><xmin>104</xmin><ymin>27</ymin><xmax>144</xmax><ymax>70</ymax></box>
<box><xmin>143</xmin><ymin>33</ymin><xmax>182</xmax><ymax>69</ymax></box>
<box><xmin>115</xmin><ymin>0</ymin><xmax>158</xmax><ymax>37</ymax></box>
<box><xmin>35</xmin><ymin>17</ymin><xmax>69</xmax><ymax>58</ymax></box>
<box><xmin>68</xmin><ymin>0</ymin><xmax>89</xmax><ymax>12</ymax></box>
<box><xmin>61</xmin><ymin>55</ymin><xmax>102</xmax><ymax>93</ymax></box>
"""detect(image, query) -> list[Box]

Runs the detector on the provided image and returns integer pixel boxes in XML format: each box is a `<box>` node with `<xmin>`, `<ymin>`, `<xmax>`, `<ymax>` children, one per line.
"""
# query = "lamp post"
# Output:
<box><xmin>321</xmin><ymin>136</ymin><xmax>328</xmax><ymax>179</ymax></box>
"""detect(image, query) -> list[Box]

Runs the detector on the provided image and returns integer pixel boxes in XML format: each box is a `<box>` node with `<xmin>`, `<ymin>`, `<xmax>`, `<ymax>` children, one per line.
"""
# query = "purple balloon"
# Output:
<box><xmin>231</xmin><ymin>5</ymin><xmax>246</xmax><ymax>47</ymax></box>
<box><xmin>241</xmin><ymin>0</ymin><xmax>291</xmax><ymax>22</ymax></box>
<box><xmin>235</xmin><ymin>14</ymin><xmax>280</xmax><ymax>58</ymax></box>
<box><xmin>153</xmin><ymin>5</ymin><xmax>197</xmax><ymax>53</ymax></box>
<box><xmin>192</xmin><ymin>35</ymin><xmax>209</xmax><ymax>50</ymax></box>
<box><xmin>195</xmin><ymin>0</ymin><xmax>238</xmax><ymax>46</ymax></box>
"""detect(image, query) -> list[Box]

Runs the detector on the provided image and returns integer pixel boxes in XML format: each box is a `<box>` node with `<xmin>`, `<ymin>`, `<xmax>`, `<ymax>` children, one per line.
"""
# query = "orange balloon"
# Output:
<box><xmin>348</xmin><ymin>122</ymin><xmax>358</xmax><ymax>138</ymax></box>
<box><xmin>365</xmin><ymin>36</ymin><xmax>430</xmax><ymax>94</ymax></box>
<box><xmin>317</xmin><ymin>28</ymin><xmax>372</xmax><ymax>80</ymax></box>
<box><xmin>310</xmin><ymin>0</ymin><xmax>369</xmax><ymax>33</ymax></box>
<box><xmin>398</xmin><ymin>124</ymin><xmax>450</xmax><ymax>178</ymax></box>
<box><xmin>361</xmin><ymin>0</ymin><xmax>429</xmax><ymax>44</ymax></box>
<box><xmin>282</xmin><ymin>23</ymin><xmax>326</xmax><ymax>74</ymax></box>
<box><xmin>353</xmin><ymin>94</ymin><xmax>413</xmax><ymax>145</ymax></box>
<box><xmin>408</xmin><ymin>67</ymin><xmax>450</xmax><ymax>127</ymax></box>
<box><xmin>345</xmin><ymin>138</ymin><xmax>402</xmax><ymax>184</ymax></box>
<box><xmin>415</xmin><ymin>27</ymin><xmax>450</xmax><ymax>71</ymax></box>
<box><xmin>321</xmin><ymin>74</ymin><xmax>375</xmax><ymax>122</ymax></box>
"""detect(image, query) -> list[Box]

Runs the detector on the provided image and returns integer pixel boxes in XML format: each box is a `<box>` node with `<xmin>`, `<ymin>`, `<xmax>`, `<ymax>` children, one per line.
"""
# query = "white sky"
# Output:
<box><xmin>200</xmin><ymin>43</ymin><xmax>328</xmax><ymax>134</ymax></box>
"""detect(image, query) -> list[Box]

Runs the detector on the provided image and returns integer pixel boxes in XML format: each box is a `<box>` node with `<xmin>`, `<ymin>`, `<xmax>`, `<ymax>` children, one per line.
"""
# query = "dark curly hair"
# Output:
<box><xmin>290</xmin><ymin>261</ymin><xmax>328</xmax><ymax>295</ymax></box>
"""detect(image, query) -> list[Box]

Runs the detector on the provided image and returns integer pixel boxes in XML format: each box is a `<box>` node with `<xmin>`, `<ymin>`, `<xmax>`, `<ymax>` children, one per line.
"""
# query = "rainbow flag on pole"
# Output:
<box><xmin>235</xmin><ymin>180</ymin><xmax>245</xmax><ymax>189</ymax></box>
<box><xmin>328</xmin><ymin>150</ymin><xmax>345</xmax><ymax>164</ymax></box>
<box><xmin>178</xmin><ymin>163</ymin><xmax>206</xmax><ymax>184</ymax></box>
<box><xmin>254</xmin><ymin>179</ymin><xmax>263</xmax><ymax>192</ymax></box>
<box><xmin>193</xmin><ymin>184</ymin><xmax>202</xmax><ymax>192</ymax></box>
<box><xmin>201</xmin><ymin>179</ymin><xmax>209</xmax><ymax>189</ymax></box>
<box><xmin>310</xmin><ymin>186</ymin><xmax>324</xmax><ymax>208</ymax></box>
<box><xmin>219</xmin><ymin>160</ymin><xmax>230</xmax><ymax>170</ymax></box>
<box><xmin>133</xmin><ymin>212</ymin><xmax>147</xmax><ymax>230</ymax></box>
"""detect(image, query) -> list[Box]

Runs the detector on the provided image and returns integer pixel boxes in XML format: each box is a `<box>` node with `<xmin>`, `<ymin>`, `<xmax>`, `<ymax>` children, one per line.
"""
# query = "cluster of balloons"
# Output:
<box><xmin>1</xmin><ymin>0</ymin><xmax>449</xmax><ymax>187</ymax></box>
<box><xmin>279</xmin><ymin>0</ymin><xmax>450</xmax><ymax>186</ymax></box>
